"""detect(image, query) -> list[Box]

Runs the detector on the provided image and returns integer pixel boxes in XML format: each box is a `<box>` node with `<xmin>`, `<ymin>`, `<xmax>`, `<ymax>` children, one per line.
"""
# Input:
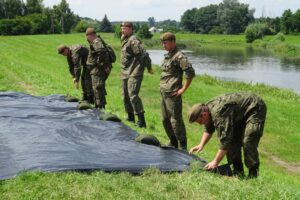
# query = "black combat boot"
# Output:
<box><xmin>87</xmin><ymin>95</ymin><xmax>94</xmax><ymax>104</ymax></box>
<box><xmin>179</xmin><ymin>140</ymin><xmax>187</xmax><ymax>151</ymax></box>
<box><xmin>248</xmin><ymin>164</ymin><xmax>259</xmax><ymax>178</ymax></box>
<box><xmin>232</xmin><ymin>160</ymin><xmax>245</xmax><ymax>178</ymax></box>
<box><xmin>126</xmin><ymin>113</ymin><xmax>135</xmax><ymax>123</ymax></box>
<box><xmin>136</xmin><ymin>113</ymin><xmax>146</xmax><ymax>128</ymax></box>
<box><xmin>167</xmin><ymin>137</ymin><xmax>178</xmax><ymax>149</ymax></box>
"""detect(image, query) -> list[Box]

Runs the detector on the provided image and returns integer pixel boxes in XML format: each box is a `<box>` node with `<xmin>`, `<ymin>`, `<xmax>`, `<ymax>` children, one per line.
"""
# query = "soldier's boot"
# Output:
<box><xmin>248</xmin><ymin>164</ymin><xmax>259</xmax><ymax>179</ymax></box>
<box><xmin>179</xmin><ymin>140</ymin><xmax>187</xmax><ymax>151</ymax></box>
<box><xmin>136</xmin><ymin>113</ymin><xmax>146</xmax><ymax>128</ymax></box>
<box><xmin>167</xmin><ymin>137</ymin><xmax>178</xmax><ymax>149</ymax></box>
<box><xmin>87</xmin><ymin>95</ymin><xmax>94</xmax><ymax>104</ymax></box>
<box><xmin>126</xmin><ymin>112</ymin><xmax>135</xmax><ymax>123</ymax></box>
<box><xmin>81</xmin><ymin>94</ymin><xmax>88</xmax><ymax>102</ymax></box>
<box><xmin>232</xmin><ymin>160</ymin><xmax>245</xmax><ymax>178</ymax></box>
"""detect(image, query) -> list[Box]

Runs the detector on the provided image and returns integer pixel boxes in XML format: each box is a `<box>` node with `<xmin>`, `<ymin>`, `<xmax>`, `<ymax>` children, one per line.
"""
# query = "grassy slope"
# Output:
<box><xmin>0</xmin><ymin>33</ymin><xmax>300</xmax><ymax>199</ymax></box>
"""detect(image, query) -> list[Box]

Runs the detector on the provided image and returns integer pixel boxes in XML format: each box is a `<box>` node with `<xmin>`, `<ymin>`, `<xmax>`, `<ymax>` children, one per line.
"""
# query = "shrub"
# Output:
<box><xmin>245</xmin><ymin>23</ymin><xmax>267</xmax><ymax>43</ymax></box>
<box><xmin>0</xmin><ymin>18</ymin><xmax>32</xmax><ymax>35</ymax></box>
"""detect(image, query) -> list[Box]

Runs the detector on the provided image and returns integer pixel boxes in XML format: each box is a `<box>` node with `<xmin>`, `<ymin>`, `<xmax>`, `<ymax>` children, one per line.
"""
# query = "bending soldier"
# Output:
<box><xmin>57</xmin><ymin>44</ymin><xmax>93</xmax><ymax>104</ymax></box>
<box><xmin>188</xmin><ymin>92</ymin><xmax>267</xmax><ymax>178</ymax></box>
<box><xmin>85</xmin><ymin>28</ymin><xmax>112</xmax><ymax>109</ymax></box>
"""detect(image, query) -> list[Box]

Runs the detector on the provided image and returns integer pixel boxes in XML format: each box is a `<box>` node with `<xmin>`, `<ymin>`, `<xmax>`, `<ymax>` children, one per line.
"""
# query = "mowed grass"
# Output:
<box><xmin>0</xmin><ymin>33</ymin><xmax>300</xmax><ymax>199</ymax></box>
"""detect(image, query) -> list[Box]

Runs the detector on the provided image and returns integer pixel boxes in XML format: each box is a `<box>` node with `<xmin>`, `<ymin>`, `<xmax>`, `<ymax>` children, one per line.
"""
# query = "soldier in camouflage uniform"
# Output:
<box><xmin>160</xmin><ymin>32</ymin><xmax>195</xmax><ymax>150</ymax></box>
<box><xmin>85</xmin><ymin>28</ymin><xmax>112</xmax><ymax>109</ymax></box>
<box><xmin>57</xmin><ymin>44</ymin><xmax>94</xmax><ymax>104</ymax></box>
<box><xmin>120</xmin><ymin>22</ymin><xmax>153</xmax><ymax>128</ymax></box>
<box><xmin>188</xmin><ymin>92</ymin><xmax>267</xmax><ymax>178</ymax></box>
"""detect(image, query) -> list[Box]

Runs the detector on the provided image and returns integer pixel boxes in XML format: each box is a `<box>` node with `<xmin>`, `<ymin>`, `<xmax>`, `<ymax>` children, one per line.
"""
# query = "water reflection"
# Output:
<box><xmin>148</xmin><ymin>47</ymin><xmax>300</xmax><ymax>94</ymax></box>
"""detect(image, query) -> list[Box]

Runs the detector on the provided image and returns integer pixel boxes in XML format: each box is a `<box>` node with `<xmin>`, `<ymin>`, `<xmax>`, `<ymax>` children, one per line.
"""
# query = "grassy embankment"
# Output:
<box><xmin>0</xmin><ymin>33</ymin><xmax>299</xmax><ymax>199</ymax></box>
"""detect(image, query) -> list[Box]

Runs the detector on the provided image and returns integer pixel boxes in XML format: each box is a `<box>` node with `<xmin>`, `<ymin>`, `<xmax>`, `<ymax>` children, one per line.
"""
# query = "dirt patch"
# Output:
<box><xmin>19</xmin><ymin>81</ymin><xmax>36</xmax><ymax>95</ymax></box>
<box><xmin>261</xmin><ymin>150</ymin><xmax>300</xmax><ymax>174</ymax></box>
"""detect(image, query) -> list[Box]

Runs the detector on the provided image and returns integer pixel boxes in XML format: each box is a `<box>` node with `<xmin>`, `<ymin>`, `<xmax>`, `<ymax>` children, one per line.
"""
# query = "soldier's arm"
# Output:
<box><xmin>72</xmin><ymin>53</ymin><xmax>81</xmax><ymax>82</ymax></box>
<box><xmin>205</xmin><ymin>149</ymin><xmax>228</xmax><ymax>170</ymax></box>
<box><xmin>172</xmin><ymin>56</ymin><xmax>195</xmax><ymax>96</ymax></box>
<box><xmin>189</xmin><ymin>131</ymin><xmax>212</xmax><ymax>154</ymax></box>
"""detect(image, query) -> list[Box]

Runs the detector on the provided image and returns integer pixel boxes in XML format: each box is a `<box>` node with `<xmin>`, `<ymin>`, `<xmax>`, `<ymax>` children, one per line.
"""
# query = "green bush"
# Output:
<box><xmin>245</xmin><ymin>23</ymin><xmax>267</xmax><ymax>43</ymax></box>
<box><xmin>0</xmin><ymin>18</ymin><xmax>32</xmax><ymax>35</ymax></box>
<box><xmin>137</xmin><ymin>24</ymin><xmax>153</xmax><ymax>39</ymax></box>
<box><xmin>74</xmin><ymin>20</ymin><xmax>90</xmax><ymax>33</ymax></box>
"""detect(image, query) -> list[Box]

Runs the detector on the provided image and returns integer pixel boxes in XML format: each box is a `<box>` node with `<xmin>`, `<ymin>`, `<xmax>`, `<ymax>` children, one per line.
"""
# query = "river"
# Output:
<box><xmin>148</xmin><ymin>47</ymin><xmax>300</xmax><ymax>94</ymax></box>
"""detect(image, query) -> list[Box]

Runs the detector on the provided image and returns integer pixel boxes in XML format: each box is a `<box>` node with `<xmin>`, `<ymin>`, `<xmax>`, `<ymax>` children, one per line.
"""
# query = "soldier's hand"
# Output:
<box><xmin>147</xmin><ymin>68</ymin><xmax>154</xmax><ymax>74</ymax></box>
<box><xmin>189</xmin><ymin>145</ymin><xmax>203</xmax><ymax>154</ymax></box>
<box><xmin>172</xmin><ymin>88</ymin><xmax>185</xmax><ymax>97</ymax></box>
<box><xmin>204</xmin><ymin>160</ymin><xmax>218</xmax><ymax>170</ymax></box>
<box><xmin>73</xmin><ymin>78</ymin><xmax>79</xmax><ymax>89</ymax></box>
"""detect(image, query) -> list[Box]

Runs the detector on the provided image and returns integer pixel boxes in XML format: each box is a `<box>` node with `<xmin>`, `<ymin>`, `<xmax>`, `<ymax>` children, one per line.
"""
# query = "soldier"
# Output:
<box><xmin>120</xmin><ymin>22</ymin><xmax>153</xmax><ymax>128</ymax></box>
<box><xmin>57</xmin><ymin>44</ymin><xmax>93</xmax><ymax>104</ymax></box>
<box><xmin>160</xmin><ymin>32</ymin><xmax>195</xmax><ymax>150</ymax></box>
<box><xmin>188</xmin><ymin>92</ymin><xmax>267</xmax><ymax>178</ymax></box>
<box><xmin>85</xmin><ymin>28</ymin><xmax>112</xmax><ymax>109</ymax></box>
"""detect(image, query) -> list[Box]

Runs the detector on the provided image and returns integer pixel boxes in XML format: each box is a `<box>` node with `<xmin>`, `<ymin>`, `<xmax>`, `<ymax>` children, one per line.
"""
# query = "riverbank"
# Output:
<box><xmin>1</xmin><ymin>33</ymin><xmax>299</xmax><ymax>199</ymax></box>
<box><xmin>147</xmin><ymin>33</ymin><xmax>300</xmax><ymax>58</ymax></box>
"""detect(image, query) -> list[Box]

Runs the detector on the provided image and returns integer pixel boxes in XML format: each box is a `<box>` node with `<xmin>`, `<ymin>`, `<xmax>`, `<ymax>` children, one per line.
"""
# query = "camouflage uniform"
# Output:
<box><xmin>160</xmin><ymin>47</ymin><xmax>195</xmax><ymax>149</ymax></box>
<box><xmin>66</xmin><ymin>45</ymin><xmax>93</xmax><ymax>101</ymax></box>
<box><xmin>204</xmin><ymin>93</ymin><xmax>267</xmax><ymax>172</ymax></box>
<box><xmin>87</xmin><ymin>37</ymin><xmax>111</xmax><ymax>109</ymax></box>
<box><xmin>121</xmin><ymin>34</ymin><xmax>150</xmax><ymax>116</ymax></box>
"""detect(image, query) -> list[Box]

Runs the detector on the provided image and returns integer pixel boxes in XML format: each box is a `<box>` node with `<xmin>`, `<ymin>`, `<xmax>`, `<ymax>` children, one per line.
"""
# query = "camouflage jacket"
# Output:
<box><xmin>204</xmin><ymin>93</ymin><xmax>266</xmax><ymax>150</ymax></box>
<box><xmin>87</xmin><ymin>37</ymin><xmax>110</xmax><ymax>69</ymax></box>
<box><xmin>160</xmin><ymin>47</ymin><xmax>195</xmax><ymax>92</ymax></box>
<box><xmin>121</xmin><ymin>34</ymin><xmax>145</xmax><ymax>79</ymax></box>
<box><xmin>66</xmin><ymin>45</ymin><xmax>89</xmax><ymax>81</ymax></box>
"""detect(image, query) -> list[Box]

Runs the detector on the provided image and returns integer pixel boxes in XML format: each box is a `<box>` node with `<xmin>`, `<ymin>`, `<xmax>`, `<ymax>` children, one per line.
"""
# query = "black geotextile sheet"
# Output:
<box><xmin>0</xmin><ymin>92</ymin><xmax>205</xmax><ymax>180</ymax></box>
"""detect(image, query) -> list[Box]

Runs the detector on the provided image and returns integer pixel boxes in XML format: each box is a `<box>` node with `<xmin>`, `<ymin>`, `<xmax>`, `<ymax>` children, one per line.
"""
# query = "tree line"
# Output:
<box><xmin>0</xmin><ymin>0</ymin><xmax>115</xmax><ymax>35</ymax></box>
<box><xmin>180</xmin><ymin>0</ymin><xmax>300</xmax><ymax>36</ymax></box>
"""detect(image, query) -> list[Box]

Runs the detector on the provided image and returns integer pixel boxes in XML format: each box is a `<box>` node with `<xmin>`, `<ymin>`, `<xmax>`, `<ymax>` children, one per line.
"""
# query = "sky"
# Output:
<box><xmin>43</xmin><ymin>0</ymin><xmax>300</xmax><ymax>21</ymax></box>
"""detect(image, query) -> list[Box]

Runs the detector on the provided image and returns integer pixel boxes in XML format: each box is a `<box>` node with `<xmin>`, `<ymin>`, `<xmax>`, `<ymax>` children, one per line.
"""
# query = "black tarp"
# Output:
<box><xmin>0</xmin><ymin>92</ymin><xmax>205</xmax><ymax>180</ymax></box>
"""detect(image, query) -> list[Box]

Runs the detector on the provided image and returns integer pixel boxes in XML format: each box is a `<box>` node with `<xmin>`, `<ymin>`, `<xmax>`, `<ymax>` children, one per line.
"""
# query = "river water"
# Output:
<box><xmin>148</xmin><ymin>47</ymin><xmax>300</xmax><ymax>94</ymax></box>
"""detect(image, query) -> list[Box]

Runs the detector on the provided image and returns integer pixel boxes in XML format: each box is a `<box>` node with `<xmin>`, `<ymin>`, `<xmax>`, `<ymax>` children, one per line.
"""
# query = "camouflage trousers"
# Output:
<box><xmin>121</xmin><ymin>76</ymin><xmax>144</xmax><ymax>114</ymax></box>
<box><xmin>81</xmin><ymin>65</ymin><xmax>93</xmax><ymax>98</ymax></box>
<box><xmin>89</xmin><ymin>65</ymin><xmax>109</xmax><ymax>108</ymax></box>
<box><xmin>160</xmin><ymin>91</ymin><xmax>186</xmax><ymax>143</ymax></box>
<box><xmin>226</xmin><ymin>103</ymin><xmax>267</xmax><ymax>169</ymax></box>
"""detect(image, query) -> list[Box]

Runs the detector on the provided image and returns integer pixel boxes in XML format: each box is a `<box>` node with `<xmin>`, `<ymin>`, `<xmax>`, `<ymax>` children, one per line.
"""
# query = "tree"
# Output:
<box><xmin>293</xmin><ymin>9</ymin><xmax>300</xmax><ymax>33</ymax></box>
<box><xmin>217</xmin><ymin>0</ymin><xmax>254</xmax><ymax>34</ymax></box>
<box><xmin>25</xmin><ymin>0</ymin><xmax>43</xmax><ymax>15</ymax></box>
<box><xmin>53</xmin><ymin>0</ymin><xmax>78</xmax><ymax>33</ymax></box>
<box><xmin>281</xmin><ymin>9</ymin><xmax>294</xmax><ymax>34</ymax></box>
<box><xmin>245</xmin><ymin>23</ymin><xmax>267</xmax><ymax>43</ymax></box>
<box><xmin>1</xmin><ymin>0</ymin><xmax>25</xmax><ymax>19</ymax></box>
<box><xmin>137</xmin><ymin>24</ymin><xmax>152</xmax><ymax>39</ymax></box>
<box><xmin>180</xmin><ymin>8</ymin><xmax>197</xmax><ymax>32</ymax></box>
<box><xmin>74</xmin><ymin>20</ymin><xmax>90</xmax><ymax>33</ymax></box>
<box><xmin>148</xmin><ymin>16</ymin><xmax>155</xmax><ymax>27</ymax></box>
<box><xmin>194</xmin><ymin>4</ymin><xmax>219</xmax><ymax>33</ymax></box>
<box><xmin>99</xmin><ymin>14</ymin><xmax>113</xmax><ymax>32</ymax></box>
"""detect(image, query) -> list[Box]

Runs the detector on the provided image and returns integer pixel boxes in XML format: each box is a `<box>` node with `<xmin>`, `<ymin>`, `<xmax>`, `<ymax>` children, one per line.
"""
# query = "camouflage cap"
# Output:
<box><xmin>85</xmin><ymin>27</ymin><xmax>96</xmax><ymax>35</ymax></box>
<box><xmin>188</xmin><ymin>103</ymin><xmax>206</xmax><ymax>123</ymax></box>
<box><xmin>160</xmin><ymin>32</ymin><xmax>176</xmax><ymax>41</ymax></box>
<box><xmin>57</xmin><ymin>44</ymin><xmax>67</xmax><ymax>54</ymax></box>
<box><xmin>120</xmin><ymin>21</ymin><xmax>133</xmax><ymax>28</ymax></box>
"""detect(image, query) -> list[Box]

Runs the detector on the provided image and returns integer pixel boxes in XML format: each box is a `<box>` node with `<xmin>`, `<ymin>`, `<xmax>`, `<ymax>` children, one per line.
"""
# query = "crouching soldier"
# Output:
<box><xmin>188</xmin><ymin>92</ymin><xmax>267</xmax><ymax>178</ymax></box>
<box><xmin>58</xmin><ymin>44</ymin><xmax>94</xmax><ymax>104</ymax></box>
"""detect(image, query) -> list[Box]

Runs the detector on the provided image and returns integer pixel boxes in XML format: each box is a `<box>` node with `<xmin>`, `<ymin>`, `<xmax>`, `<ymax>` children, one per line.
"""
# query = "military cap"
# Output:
<box><xmin>188</xmin><ymin>103</ymin><xmax>207</xmax><ymax>123</ymax></box>
<box><xmin>85</xmin><ymin>27</ymin><xmax>96</xmax><ymax>35</ymax></box>
<box><xmin>160</xmin><ymin>32</ymin><xmax>176</xmax><ymax>41</ymax></box>
<box><xmin>57</xmin><ymin>44</ymin><xmax>68</xmax><ymax>54</ymax></box>
<box><xmin>120</xmin><ymin>21</ymin><xmax>133</xmax><ymax>28</ymax></box>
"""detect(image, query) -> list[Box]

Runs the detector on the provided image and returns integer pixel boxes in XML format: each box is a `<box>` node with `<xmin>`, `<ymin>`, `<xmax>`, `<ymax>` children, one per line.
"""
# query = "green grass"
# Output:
<box><xmin>0</xmin><ymin>33</ymin><xmax>300</xmax><ymax>199</ymax></box>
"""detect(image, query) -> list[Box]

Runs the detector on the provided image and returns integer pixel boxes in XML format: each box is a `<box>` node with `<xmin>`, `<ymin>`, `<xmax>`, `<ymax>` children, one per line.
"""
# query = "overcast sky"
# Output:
<box><xmin>43</xmin><ymin>0</ymin><xmax>300</xmax><ymax>21</ymax></box>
